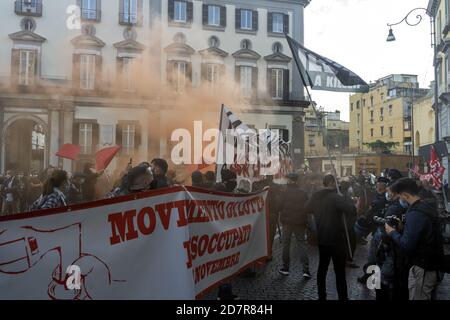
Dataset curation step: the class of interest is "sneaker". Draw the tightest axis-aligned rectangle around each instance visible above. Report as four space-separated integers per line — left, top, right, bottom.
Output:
278 267 290 276
303 271 312 279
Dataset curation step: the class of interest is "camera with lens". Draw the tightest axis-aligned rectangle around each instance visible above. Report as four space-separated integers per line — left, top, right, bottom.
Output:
373 215 400 229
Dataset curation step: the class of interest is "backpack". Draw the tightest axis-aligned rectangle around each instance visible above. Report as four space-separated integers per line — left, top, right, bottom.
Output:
416 207 450 273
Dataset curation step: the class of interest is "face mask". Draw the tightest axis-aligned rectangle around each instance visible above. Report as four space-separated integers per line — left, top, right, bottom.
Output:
399 198 409 209
385 193 392 201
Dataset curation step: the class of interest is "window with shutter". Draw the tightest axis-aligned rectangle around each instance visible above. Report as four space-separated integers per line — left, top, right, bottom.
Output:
18 50 36 86
79 123 93 154
122 124 135 155
80 54 96 90
271 69 283 99
208 5 220 26
240 9 252 30
272 13 283 33
220 5 226 27
240 66 252 97
81 0 98 21
120 0 138 25
174 1 187 22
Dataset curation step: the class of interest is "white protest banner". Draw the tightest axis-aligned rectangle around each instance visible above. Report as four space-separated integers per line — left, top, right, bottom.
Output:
0 186 269 299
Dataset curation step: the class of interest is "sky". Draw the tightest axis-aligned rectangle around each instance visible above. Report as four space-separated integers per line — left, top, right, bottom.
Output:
304 0 435 121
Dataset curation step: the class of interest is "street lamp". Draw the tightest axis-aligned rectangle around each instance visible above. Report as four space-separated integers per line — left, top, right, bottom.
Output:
386 28 396 42
386 7 440 144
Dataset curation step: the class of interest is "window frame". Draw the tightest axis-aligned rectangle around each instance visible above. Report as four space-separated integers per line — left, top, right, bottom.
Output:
79 123 93 154
240 66 253 97
208 5 220 26
122 124 136 155
174 0 187 23
272 12 284 33
240 9 253 30
271 68 284 100
80 54 96 90
81 0 97 20
19 49 36 86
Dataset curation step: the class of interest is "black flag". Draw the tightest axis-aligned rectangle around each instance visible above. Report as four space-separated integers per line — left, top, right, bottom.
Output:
286 35 369 93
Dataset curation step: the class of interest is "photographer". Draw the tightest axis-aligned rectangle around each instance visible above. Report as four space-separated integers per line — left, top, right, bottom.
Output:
385 178 444 300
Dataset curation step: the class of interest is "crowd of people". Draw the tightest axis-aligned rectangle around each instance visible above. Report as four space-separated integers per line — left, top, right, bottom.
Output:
1 159 449 301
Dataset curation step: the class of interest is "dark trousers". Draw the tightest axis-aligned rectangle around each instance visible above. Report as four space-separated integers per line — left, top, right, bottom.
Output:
268 213 279 256
281 224 309 271
317 244 348 300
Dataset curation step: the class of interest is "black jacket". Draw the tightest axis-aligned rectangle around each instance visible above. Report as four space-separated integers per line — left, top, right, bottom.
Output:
150 175 169 190
366 192 388 220
279 184 309 226
390 200 443 271
305 188 357 246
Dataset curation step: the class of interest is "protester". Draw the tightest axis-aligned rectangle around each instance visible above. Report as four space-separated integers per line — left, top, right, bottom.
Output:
31 170 68 211
236 178 252 194
385 177 444 300
204 171 216 189
108 162 154 197
214 169 237 193
28 171 43 209
340 179 359 268
418 179 438 209
278 173 311 279
305 174 357 301
191 170 204 188
150 158 169 189
81 162 104 202
2 170 19 215
16 171 28 213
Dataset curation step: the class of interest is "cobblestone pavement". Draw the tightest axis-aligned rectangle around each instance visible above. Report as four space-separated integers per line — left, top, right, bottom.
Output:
202 237 450 300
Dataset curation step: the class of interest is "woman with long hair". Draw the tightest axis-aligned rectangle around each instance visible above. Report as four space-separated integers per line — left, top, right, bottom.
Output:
31 170 68 211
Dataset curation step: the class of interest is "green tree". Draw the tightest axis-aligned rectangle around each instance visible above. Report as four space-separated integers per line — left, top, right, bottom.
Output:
363 140 399 154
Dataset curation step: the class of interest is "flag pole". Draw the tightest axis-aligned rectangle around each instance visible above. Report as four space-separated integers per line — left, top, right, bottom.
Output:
286 34 353 260
215 104 225 182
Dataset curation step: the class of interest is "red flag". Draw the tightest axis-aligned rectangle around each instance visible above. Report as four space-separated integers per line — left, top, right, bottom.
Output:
55 144 80 160
95 146 121 171
429 146 446 189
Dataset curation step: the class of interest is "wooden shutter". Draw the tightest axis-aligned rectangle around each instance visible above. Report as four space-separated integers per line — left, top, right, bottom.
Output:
11 49 20 85
252 67 258 98
116 123 123 146
267 68 274 98
134 123 142 148
235 66 241 83
186 62 192 87
235 8 241 30
96 0 102 21
220 5 226 27
72 122 80 146
283 69 290 101
119 0 124 23
116 57 124 89
168 0 174 22
72 53 81 89
187 1 193 23
92 123 99 153
219 64 225 79
202 4 208 25
201 63 207 82
166 61 174 87
32 49 38 85
137 0 143 26
95 55 102 91
252 10 258 31
283 14 289 34
267 12 273 33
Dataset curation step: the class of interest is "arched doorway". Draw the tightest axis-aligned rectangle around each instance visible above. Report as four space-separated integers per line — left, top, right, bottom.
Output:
4 119 46 174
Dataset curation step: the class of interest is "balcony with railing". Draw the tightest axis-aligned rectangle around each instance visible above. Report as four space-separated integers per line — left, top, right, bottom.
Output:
119 12 138 26
14 0 42 17
81 8 101 22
